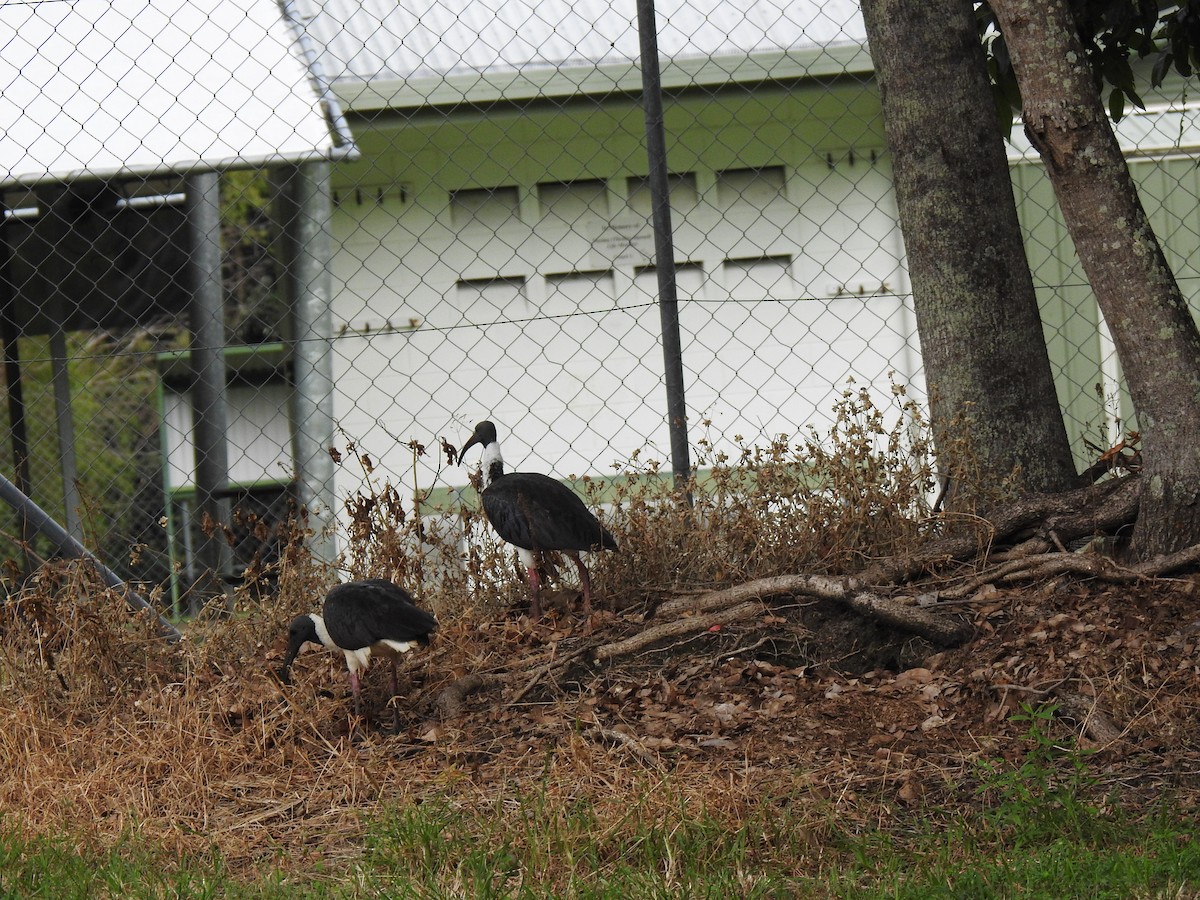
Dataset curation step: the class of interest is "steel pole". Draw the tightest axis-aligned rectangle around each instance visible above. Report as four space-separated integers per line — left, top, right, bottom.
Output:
636 0 692 497
276 162 339 565
0 471 182 641
186 172 234 607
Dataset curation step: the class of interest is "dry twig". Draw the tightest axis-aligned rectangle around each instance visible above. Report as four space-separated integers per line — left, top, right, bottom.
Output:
583 725 663 769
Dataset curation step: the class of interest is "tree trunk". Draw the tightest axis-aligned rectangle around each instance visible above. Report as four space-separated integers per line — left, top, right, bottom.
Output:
990 0 1200 557
861 0 1080 508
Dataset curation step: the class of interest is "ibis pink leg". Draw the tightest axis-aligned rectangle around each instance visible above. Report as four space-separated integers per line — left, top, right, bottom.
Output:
526 565 543 619
568 552 594 615
388 659 400 732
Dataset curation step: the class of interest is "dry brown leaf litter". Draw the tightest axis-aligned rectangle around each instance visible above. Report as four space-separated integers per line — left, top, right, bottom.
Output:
2 558 1199 880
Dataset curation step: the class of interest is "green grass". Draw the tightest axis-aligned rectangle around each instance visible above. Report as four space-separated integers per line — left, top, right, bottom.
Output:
352 787 1200 899
3 804 1196 899
357 786 806 898
844 806 1200 899
5 744 1199 899
0 829 242 899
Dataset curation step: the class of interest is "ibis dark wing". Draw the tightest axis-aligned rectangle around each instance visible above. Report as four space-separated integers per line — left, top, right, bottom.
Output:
322 580 437 651
482 472 617 553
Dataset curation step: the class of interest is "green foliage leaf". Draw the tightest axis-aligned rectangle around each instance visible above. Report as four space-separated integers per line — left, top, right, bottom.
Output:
1101 55 1135 94
1151 49 1174 86
976 0 1194 123
1109 87 1126 121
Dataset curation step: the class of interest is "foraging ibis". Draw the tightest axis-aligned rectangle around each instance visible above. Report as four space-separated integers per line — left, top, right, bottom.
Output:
461 420 617 620
278 579 436 728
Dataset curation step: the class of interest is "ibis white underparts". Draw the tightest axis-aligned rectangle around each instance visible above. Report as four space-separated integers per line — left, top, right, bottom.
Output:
461 420 618 620
279 579 436 727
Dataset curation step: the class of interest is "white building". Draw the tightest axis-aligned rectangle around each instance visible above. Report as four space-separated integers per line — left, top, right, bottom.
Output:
158 0 1200 569
294 0 919 509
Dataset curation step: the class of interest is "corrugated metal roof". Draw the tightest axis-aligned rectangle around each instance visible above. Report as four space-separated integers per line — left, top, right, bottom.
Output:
293 0 865 87
0 0 336 188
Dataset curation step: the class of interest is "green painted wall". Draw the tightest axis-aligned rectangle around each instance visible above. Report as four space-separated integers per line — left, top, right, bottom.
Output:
334 80 884 194
331 73 1200 470
1014 155 1200 455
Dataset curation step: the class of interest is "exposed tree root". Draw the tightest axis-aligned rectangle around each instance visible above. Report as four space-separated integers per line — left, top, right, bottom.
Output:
939 551 1139 601
1132 540 1200 576
434 673 496 717
431 474 1200 717
858 475 1141 586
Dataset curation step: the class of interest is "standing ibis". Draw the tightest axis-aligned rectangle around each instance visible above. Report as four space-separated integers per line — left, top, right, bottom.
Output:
461 420 618 620
278 579 436 729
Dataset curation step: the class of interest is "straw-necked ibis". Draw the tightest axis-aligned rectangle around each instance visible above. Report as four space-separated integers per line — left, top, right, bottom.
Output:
461 420 617 620
278 579 436 729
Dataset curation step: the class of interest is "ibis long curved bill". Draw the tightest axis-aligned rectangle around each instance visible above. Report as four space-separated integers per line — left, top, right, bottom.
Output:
462 420 617 620
278 578 436 728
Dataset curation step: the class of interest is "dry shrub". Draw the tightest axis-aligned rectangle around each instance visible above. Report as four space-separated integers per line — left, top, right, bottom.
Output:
332 435 518 619
592 380 936 601
325 381 935 618
0 386 1086 882
1 560 183 715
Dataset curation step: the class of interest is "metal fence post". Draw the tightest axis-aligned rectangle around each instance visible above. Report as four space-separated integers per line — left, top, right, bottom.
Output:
186 172 234 608
48 311 81 542
36 189 83 542
636 0 692 497
0 216 33 565
276 162 339 566
0 471 182 642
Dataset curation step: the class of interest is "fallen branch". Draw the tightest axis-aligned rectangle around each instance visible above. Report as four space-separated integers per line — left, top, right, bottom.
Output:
435 673 496 717
722 636 775 659
1052 689 1123 746
508 646 592 706
989 679 1124 746
594 601 768 663
654 574 843 619
583 725 663 769
652 574 970 646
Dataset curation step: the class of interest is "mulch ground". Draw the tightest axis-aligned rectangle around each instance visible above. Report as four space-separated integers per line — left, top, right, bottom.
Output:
2 565 1198 879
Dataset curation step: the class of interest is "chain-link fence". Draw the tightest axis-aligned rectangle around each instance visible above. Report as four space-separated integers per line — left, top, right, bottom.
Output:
2 0 1199 611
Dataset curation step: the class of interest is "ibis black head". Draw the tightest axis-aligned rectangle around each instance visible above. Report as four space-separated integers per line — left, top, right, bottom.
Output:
278 614 320 684
461 420 498 459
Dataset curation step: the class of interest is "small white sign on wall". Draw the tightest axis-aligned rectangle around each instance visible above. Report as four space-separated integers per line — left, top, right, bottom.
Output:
591 220 655 267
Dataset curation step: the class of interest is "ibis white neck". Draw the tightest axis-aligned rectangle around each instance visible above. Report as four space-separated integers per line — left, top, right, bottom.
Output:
480 441 505 489
310 613 337 651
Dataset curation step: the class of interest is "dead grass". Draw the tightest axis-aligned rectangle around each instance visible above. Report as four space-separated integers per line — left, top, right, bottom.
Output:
3 560 1200 885
591 382 938 600
1 396 1198 886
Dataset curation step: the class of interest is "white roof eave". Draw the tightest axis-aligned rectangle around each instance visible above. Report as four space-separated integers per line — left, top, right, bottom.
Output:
1006 101 1200 163
334 41 874 112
